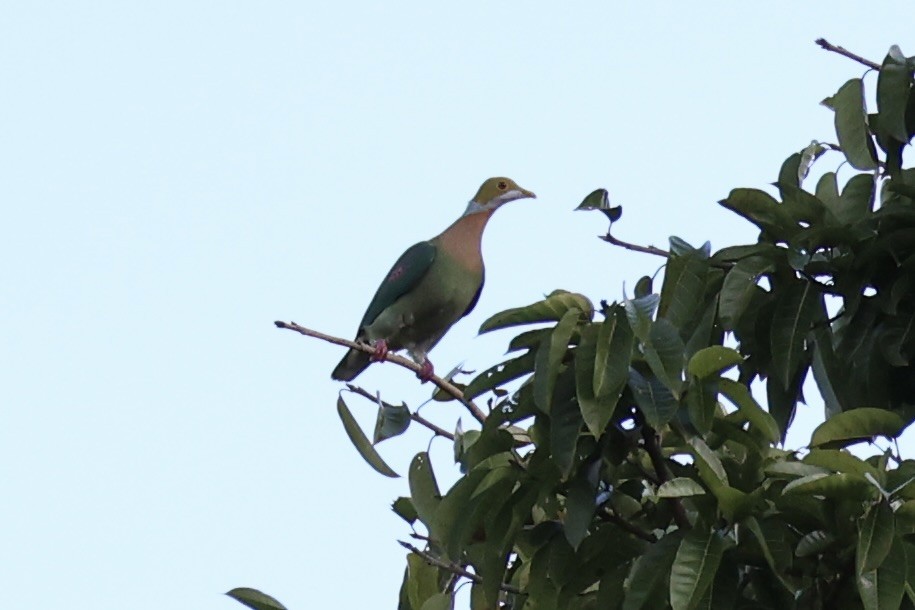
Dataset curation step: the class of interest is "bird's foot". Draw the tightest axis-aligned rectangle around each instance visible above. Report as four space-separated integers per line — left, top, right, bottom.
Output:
369 339 389 362
417 360 435 383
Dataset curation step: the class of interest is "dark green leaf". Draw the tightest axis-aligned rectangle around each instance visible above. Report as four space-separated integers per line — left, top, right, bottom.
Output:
409 452 441 528
688 436 728 487
687 378 718 434
623 533 682 610
392 497 418 525
406 552 443 609
480 290 593 333
782 473 874 500
858 500 895 573
770 280 823 390
534 309 581 412
719 188 797 239
575 188 611 211
795 530 835 557
226 588 288 610
624 294 660 339
337 396 399 478
719 256 775 331
857 535 907 610
642 319 686 397
811 408 908 448
823 78 879 170
660 251 709 331
629 368 679 428
419 593 452 610
670 528 725 610
877 53 913 142
551 371 582 479
564 467 598 550
373 400 411 444
464 352 535 400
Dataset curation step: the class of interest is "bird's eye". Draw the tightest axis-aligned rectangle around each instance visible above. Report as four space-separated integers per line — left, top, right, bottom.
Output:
498 181 507 190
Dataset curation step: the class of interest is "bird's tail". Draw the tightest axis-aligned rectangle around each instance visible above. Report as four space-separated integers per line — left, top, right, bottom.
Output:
331 348 372 381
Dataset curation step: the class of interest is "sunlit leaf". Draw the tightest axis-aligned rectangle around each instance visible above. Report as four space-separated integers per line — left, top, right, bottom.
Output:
718 379 780 443
811 408 908 448
226 588 288 610
687 346 743 379
480 290 593 333
658 477 706 498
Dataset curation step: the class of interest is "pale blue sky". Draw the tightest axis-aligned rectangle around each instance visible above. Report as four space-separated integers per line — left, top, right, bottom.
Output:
2 2 912 609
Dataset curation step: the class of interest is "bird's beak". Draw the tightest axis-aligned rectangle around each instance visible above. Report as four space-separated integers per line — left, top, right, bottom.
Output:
517 187 536 200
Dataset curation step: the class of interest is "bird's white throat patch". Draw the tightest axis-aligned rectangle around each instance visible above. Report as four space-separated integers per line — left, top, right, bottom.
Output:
461 189 523 217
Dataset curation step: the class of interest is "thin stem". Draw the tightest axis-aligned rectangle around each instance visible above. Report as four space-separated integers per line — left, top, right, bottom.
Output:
274 320 487 424
346 383 455 440
599 232 670 258
815 38 881 70
635 412 692 531
398 541 523 595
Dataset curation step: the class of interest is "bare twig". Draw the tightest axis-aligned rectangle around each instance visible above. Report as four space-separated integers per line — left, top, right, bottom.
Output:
815 38 881 70
398 541 523 595
274 320 487 424
346 383 455 440
598 507 658 543
599 232 670 258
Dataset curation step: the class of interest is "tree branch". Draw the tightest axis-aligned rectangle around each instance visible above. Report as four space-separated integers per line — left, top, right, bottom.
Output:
398 541 523 595
345 383 455 440
635 414 692 531
599 232 670 258
815 38 881 70
274 320 488 424
598 507 658 543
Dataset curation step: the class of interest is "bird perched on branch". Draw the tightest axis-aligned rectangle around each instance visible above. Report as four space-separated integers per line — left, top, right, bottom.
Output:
331 177 536 382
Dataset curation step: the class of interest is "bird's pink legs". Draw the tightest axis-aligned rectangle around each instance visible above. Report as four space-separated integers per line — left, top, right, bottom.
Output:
369 339 389 362
417 360 435 383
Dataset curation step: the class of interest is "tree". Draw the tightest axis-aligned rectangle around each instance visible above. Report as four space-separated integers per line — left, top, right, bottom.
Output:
241 40 915 610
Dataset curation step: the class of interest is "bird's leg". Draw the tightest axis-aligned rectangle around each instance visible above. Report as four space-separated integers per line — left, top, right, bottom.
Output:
417 359 435 383
369 339 390 362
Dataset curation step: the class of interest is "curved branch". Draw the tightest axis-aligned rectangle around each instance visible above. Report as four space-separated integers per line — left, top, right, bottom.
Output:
274 320 487 424
599 232 670 258
815 38 881 70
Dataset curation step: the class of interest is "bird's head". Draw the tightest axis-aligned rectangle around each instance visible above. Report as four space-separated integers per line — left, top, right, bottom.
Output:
464 177 536 215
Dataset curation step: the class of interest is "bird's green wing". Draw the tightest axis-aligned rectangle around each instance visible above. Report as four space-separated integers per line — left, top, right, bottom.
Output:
462 272 484 318
359 241 437 329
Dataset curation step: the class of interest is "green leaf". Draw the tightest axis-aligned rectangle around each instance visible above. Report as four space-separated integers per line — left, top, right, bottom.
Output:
823 78 879 170
858 536 907 610
373 400 411 444
534 309 581 412
392 497 418 525
409 452 441 528
782 472 874 500
226 588 288 610
407 552 443 610
551 372 583 479
877 52 914 142
687 346 743 379
688 436 728 487
575 187 611 210
419 593 453 610
642 319 686 397
337 396 399 478
623 532 682 610
659 250 709 331
658 477 706 498
795 530 836 557
858 501 896 573
770 280 822 390
718 379 780 443
811 408 908 448
670 529 725 610
624 294 660 339
687 378 718 434
718 256 775 331
629 368 679 428
743 517 799 595
479 290 593 333
564 466 598 550
719 188 797 239
594 305 635 400
804 449 881 479
464 352 535 400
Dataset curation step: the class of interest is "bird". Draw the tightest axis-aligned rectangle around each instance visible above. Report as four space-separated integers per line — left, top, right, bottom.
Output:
331 177 536 382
